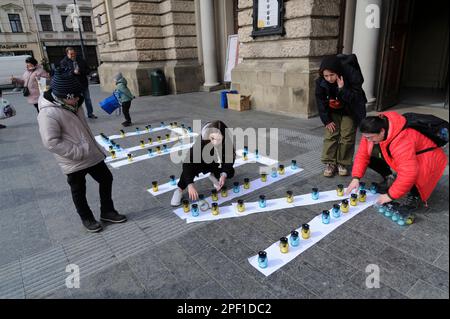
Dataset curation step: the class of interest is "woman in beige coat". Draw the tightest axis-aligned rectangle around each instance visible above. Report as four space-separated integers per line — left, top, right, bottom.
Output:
11 56 50 113
37 68 127 232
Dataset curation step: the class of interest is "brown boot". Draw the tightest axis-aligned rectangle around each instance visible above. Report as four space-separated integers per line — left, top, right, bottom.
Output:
337 164 349 176
323 163 336 177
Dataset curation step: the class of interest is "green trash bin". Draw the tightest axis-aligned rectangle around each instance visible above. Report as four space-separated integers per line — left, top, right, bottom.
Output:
150 69 168 96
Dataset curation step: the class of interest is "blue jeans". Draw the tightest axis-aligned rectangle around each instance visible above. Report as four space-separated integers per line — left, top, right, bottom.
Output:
82 87 94 116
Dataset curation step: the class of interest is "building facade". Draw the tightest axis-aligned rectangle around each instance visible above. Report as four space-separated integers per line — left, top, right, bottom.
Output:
0 0 99 70
92 0 449 117
0 0 42 59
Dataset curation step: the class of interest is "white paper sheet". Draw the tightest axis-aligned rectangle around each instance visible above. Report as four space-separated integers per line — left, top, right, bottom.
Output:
103 136 195 163
247 192 378 276
184 189 351 223
110 143 194 168
147 152 279 196
173 166 304 220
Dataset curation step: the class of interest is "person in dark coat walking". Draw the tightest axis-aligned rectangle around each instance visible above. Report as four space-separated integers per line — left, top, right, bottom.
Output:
60 47 97 119
170 121 236 206
315 54 367 177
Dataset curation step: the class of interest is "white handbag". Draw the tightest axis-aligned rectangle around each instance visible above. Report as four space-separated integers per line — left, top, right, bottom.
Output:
0 97 16 119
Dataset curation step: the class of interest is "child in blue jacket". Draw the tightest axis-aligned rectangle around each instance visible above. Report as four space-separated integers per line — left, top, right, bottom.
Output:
114 73 135 127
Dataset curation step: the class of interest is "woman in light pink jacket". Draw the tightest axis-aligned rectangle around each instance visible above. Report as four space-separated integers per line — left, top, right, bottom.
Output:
11 56 50 113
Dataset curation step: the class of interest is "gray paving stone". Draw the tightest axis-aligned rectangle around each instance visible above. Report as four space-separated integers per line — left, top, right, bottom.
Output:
70 262 145 299
378 246 449 292
433 252 449 272
188 280 234 299
194 245 275 298
152 240 214 292
407 280 449 299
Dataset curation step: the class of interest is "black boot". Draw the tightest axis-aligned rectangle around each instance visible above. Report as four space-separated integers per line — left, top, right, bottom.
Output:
100 210 127 223
81 216 103 233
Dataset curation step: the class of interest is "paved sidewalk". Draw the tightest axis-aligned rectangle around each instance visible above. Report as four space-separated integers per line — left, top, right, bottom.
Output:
0 85 448 299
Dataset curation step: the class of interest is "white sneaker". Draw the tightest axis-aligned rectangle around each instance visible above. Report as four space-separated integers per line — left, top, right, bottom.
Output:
171 189 183 207
208 174 220 189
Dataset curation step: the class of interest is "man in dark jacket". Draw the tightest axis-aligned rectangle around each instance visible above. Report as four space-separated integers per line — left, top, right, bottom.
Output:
60 47 97 119
315 54 367 177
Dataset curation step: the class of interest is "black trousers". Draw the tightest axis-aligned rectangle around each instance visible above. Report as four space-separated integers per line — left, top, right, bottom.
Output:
33 103 39 113
67 161 115 219
177 164 235 190
368 156 419 196
122 101 131 122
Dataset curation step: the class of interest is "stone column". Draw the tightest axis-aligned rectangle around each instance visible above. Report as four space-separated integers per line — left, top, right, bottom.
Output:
199 0 219 88
342 0 357 54
352 0 382 107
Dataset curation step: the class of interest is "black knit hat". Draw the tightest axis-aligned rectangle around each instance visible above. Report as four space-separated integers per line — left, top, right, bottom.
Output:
51 68 83 99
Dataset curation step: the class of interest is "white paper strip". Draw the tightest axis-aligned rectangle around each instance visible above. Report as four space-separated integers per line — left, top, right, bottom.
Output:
110 143 194 168
103 136 195 163
147 153 279 196
184 189 351 223
107 125 172 140
247 192 377 276
172 166 304 220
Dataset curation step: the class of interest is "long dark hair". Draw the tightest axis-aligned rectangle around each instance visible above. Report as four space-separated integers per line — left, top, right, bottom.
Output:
202 120 236 163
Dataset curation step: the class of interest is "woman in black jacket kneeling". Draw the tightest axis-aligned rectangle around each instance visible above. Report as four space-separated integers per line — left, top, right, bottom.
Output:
171 120 236 206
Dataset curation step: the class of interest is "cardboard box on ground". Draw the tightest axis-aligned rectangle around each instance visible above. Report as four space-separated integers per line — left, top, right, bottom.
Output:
226 93 251 111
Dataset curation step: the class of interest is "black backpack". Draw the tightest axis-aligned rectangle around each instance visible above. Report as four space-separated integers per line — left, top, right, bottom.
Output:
387 113 449 157
337 54 364 87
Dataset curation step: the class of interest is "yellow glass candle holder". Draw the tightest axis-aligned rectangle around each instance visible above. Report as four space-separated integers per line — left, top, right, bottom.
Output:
237 200 245 213
120 130 125 137
350 194 358 206
243 178 250 189
301 224 310 239
127 153 133 162
156 146 161 154
148 137 153 145
340 199 349 213
278 165 285 175
279 237 289 253
337 184 344 197
211 203 219 216
286 191 294 203
182 200 190 213
151 181 158 192
358 190 367 202
211 189 218 201
260 173 267 182
221 186 228 198
166 134 170 141
111 150 116 159
140 140 145 148
157 136 162 143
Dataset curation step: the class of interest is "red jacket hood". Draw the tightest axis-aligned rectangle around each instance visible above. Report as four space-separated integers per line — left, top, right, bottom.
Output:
379 111 407 147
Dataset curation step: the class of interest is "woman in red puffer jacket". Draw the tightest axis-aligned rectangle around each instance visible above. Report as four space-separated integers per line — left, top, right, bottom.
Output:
346 111 447 208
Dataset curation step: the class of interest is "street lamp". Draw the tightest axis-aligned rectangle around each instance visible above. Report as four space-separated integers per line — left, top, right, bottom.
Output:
73 0 87 61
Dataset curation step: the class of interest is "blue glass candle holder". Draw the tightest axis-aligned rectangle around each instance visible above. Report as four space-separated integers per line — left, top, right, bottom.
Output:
243 146 249 154
391 212 400 222
135 127 140 133
311 188 319 200
169 175 176 186
188 127 192 133
271 168 278 178
359 182 366 191
259 195 267 208
191 204 199 217
289 230 300 247
332 204 341 218
322 210 330 224
384 204 394 217
147 149 153 157
370 182 378 194
233 182 240 193
160 121 165 127
255 149 259 159
291 160 297 170
374 203 386 214
397 216 406 226
258 251 268 268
